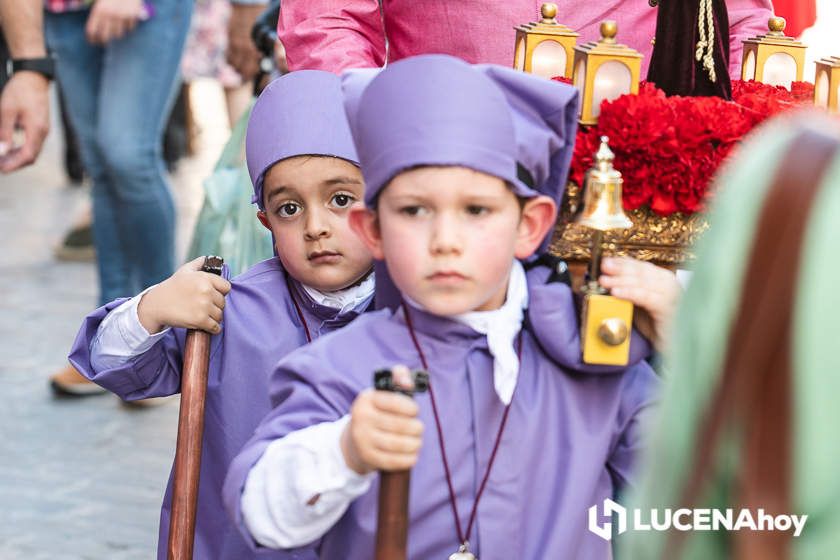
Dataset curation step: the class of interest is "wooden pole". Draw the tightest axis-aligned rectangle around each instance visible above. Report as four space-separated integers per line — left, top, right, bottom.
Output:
167 256 223 560
372 369 428 560
375 470 411 560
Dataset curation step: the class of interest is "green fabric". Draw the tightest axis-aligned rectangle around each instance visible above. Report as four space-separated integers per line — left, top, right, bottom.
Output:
618 116 840 559
791 140 840 559
188 99 274 277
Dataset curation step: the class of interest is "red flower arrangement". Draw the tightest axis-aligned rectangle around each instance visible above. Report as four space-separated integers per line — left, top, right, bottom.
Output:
562 79 815 216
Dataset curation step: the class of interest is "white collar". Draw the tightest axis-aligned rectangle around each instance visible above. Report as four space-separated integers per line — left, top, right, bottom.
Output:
451 260 528 405
301 272 375 315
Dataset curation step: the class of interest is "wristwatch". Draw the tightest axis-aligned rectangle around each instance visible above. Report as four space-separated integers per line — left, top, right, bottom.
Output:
6 56 56 81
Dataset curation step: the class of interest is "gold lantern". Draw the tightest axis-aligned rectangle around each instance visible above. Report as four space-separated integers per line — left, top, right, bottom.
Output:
741 16 807 88
577 137 634 366
815 56 840 115
513 3 579 79
573 21 643 126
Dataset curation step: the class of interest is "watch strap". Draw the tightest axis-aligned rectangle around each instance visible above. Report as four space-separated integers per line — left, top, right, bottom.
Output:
8 56 56 81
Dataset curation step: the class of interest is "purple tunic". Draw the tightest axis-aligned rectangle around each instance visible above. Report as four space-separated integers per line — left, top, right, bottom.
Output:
68 258 372 559
224 263 660 559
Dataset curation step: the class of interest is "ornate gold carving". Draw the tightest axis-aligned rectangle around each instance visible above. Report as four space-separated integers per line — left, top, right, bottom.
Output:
550 183 709 266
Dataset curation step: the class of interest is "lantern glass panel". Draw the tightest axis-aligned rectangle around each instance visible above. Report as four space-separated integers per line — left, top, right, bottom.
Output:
743 50 756 80
515 37 526 70
763 52 797 88
592 61 631 118
816 70 829 108
574 59 586 88
532 40 566 79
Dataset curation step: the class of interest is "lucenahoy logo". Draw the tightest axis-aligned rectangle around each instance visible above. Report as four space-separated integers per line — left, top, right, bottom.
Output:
588 499 808 541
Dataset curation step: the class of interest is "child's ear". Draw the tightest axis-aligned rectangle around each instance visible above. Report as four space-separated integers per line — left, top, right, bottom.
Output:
515 195 557 259
348 207 385 260
257 210 272 231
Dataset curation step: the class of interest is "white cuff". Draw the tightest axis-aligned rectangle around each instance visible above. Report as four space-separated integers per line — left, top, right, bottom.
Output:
675 269 693 291
241 416 374 549
89 286 171 372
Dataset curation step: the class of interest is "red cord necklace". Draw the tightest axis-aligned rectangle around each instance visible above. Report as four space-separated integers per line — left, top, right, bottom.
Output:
285 273 312 343
403 305 521 560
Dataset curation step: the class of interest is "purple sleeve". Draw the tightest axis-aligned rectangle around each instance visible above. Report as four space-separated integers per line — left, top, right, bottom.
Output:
726 0 775 77
606 362 662 494
223 344 361 551
67 299 188 401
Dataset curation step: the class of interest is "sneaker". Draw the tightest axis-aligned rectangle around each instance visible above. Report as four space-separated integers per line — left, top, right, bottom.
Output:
54 223 95 262
49 364 107 397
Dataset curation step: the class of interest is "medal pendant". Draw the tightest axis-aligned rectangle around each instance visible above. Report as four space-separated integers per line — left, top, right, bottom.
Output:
449 544 476 560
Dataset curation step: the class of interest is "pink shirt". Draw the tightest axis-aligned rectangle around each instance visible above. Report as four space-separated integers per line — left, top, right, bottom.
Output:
279 0 774 78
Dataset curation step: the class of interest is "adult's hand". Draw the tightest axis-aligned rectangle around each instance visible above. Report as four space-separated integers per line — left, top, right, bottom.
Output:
599 256 683 352
85 0 146 45
227 3 267 82
0 71 50 173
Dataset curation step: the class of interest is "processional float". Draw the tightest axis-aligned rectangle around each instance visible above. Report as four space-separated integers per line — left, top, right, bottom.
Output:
521 3 835 369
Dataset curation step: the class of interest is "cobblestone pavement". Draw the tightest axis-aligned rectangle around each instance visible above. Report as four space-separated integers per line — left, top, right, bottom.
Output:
0 83 228 559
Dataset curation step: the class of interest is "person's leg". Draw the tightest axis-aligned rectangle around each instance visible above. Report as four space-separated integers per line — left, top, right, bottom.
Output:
57 84 86 185
163 84 189 170
44 10 112 395
45 10 133 305
95 0 193 294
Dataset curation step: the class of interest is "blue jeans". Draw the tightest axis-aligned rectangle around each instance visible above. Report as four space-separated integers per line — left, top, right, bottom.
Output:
45 1 192 305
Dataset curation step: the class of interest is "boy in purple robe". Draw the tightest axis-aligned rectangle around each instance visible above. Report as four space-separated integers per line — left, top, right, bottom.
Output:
225 55 661 559
67 70 375 559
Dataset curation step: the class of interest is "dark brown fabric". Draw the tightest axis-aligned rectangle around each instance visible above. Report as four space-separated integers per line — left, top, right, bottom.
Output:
647 0 732 99
664 128 840 559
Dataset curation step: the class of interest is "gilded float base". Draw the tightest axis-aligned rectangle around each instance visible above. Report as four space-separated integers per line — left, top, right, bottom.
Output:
549 184 710 269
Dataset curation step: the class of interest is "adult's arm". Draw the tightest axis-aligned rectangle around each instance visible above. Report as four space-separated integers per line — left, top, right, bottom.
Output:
0 0 47 58
726 0 775 77
228 0 268 81
0 0 50 172
278 0 385 72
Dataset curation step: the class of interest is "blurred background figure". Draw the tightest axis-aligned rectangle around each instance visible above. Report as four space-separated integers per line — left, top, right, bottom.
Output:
620 113 840 560
186 0 282 277
0 0 51 173
276 0 772 77
44 0 193 394
226 0 267 84
182 0 251 132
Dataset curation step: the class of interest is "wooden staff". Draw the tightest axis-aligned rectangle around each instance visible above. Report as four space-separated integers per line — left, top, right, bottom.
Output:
376 470 411 560
373 369 429 560
168 256 224 560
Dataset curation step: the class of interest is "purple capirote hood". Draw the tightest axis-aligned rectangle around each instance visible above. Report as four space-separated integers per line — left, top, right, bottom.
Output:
246 70 359 209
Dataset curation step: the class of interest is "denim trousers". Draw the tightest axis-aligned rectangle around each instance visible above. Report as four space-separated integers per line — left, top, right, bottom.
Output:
45 1 193 305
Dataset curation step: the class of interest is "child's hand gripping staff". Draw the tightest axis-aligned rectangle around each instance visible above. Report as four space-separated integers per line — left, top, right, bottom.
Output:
341 366 429 560
167 256 225 560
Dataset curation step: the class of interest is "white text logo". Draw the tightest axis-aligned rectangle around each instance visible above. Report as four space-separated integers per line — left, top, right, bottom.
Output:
587 500 808 541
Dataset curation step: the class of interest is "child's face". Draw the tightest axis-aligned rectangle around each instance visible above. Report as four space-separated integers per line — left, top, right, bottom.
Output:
350 166 556 316
258 156 373 291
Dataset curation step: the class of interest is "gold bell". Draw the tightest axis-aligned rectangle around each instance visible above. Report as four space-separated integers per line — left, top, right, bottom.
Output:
577 136 632 231
577 137 634 366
